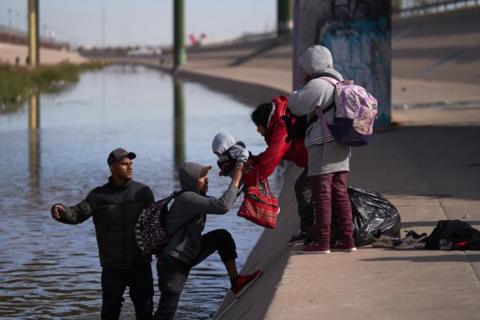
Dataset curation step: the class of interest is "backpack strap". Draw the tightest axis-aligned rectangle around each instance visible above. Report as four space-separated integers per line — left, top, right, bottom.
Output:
319 76 339 86
313 72 342 82
318 76 338 114
321 102 335 114
171 190 185 199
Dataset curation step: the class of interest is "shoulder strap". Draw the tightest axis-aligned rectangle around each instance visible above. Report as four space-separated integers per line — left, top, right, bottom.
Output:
172 190 185 197
318 76 338 114
322 103 335 114
310 102 335 123
163 190 197 238
313 72 342 82
319 76 339 86
163 190 185 211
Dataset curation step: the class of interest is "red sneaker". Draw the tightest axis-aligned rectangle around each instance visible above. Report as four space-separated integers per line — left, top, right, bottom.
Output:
231 270 262 297
300 242 330 254
332 240 357 252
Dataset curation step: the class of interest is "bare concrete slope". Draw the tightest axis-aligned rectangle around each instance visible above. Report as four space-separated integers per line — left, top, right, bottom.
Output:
393 7 480 83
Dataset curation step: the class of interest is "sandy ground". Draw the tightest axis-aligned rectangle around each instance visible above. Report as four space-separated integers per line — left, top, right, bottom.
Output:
0 42 86 65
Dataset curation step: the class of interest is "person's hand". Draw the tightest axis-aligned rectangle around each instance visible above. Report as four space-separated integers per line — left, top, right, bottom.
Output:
235 148 249 165
242 158 253 173
51 204 65 220
228 144 249 165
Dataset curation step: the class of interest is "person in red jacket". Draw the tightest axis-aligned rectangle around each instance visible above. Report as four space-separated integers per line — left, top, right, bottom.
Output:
243 96 312 243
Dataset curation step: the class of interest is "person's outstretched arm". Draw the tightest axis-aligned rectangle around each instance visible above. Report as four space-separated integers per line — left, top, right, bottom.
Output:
51 195 94 225
185 164 243 216
242 123 289 187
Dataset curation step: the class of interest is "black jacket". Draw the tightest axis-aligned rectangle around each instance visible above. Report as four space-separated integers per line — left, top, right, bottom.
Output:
56 178 154 268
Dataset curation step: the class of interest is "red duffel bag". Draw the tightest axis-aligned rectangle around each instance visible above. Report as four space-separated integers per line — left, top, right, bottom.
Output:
238 179 280 229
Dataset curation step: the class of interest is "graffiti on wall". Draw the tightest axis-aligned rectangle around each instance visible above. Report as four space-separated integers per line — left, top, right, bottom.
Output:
320 0 391 127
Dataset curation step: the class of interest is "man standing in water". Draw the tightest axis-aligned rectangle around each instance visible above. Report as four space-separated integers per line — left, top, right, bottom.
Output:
50 148 155 320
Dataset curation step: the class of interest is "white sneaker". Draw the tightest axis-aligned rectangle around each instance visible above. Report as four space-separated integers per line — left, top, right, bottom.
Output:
394 232 427 250
372 235 401 248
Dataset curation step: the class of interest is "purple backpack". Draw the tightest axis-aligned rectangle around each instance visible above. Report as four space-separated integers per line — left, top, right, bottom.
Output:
321 77 378 146
135 191 182 255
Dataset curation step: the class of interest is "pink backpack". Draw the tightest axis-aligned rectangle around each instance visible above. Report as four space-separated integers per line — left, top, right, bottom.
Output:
321 77 378 146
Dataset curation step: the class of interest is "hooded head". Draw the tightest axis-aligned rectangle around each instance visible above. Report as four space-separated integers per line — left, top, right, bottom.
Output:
178 162 211 194
298 45 343 80
212 132 236 156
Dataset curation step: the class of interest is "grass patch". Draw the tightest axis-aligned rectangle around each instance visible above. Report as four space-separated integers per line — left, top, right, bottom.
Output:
0 61 107 109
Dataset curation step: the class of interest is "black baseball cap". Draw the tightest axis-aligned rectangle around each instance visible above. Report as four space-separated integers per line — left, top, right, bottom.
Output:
107 147 136 165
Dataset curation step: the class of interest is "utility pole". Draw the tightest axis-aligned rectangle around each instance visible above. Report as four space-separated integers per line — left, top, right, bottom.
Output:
102 0 106 47
173 0 185 69
277 0 292 36
173 78 185 165
28 0 40 66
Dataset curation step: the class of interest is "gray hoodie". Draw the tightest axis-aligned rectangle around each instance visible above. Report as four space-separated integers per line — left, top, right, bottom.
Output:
162 162 238 264
212 132 236 155
288 45 344 148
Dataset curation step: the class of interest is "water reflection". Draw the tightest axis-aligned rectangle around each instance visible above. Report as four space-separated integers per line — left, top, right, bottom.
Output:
28 93 40 130
28 93 40 190
173 77 185 166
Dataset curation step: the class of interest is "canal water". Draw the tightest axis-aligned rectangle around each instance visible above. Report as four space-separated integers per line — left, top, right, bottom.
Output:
0 65 282 319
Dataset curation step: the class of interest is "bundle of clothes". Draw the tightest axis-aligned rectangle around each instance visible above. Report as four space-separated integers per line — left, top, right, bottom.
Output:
212 132 249 177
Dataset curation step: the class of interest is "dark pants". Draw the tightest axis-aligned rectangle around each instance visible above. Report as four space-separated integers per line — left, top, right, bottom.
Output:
294 167 314 234
101 264 154 320
309 171 354 247
154 229 237 320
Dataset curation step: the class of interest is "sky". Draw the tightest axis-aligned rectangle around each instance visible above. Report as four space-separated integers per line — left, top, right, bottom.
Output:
0 0 276 47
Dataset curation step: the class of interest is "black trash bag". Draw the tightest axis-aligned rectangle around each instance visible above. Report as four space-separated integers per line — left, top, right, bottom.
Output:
331 187 401 247
425 220 480 250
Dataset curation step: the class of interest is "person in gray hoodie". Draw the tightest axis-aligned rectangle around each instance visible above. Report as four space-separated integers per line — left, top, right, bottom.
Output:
288 45 355 254
154 162 261 320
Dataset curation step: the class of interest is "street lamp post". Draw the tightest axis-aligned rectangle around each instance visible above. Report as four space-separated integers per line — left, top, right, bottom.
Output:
277 0 292 36
173 0 185 69
8 8 12 43
28 0 40 66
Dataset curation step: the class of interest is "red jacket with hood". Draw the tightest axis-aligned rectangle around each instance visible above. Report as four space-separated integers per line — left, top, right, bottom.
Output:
243 96 308 187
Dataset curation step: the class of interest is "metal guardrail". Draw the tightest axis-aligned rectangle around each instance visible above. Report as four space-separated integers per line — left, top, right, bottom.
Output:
395 0 480 16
